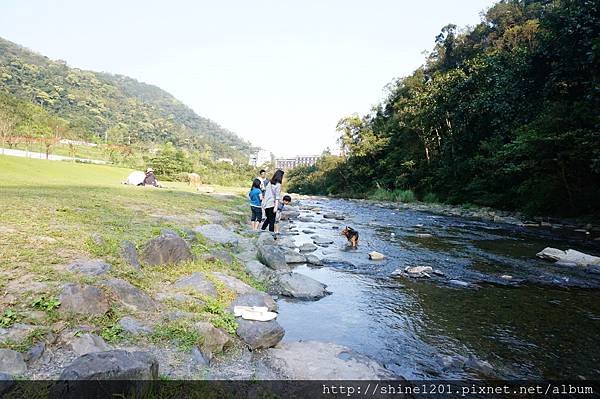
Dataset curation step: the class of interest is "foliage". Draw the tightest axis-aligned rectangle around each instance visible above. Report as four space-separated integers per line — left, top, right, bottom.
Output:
0 36 253 162
100 323 126 343
31 296 61 311
150 322 203 351
203 298 238 335
288 0 600 216
0 309 20 328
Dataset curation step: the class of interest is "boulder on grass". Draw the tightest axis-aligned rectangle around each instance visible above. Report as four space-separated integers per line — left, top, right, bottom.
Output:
140 231 193 266
193 322 232 361
59 284 110 316
236 319 284 350
173 272 217 298
102 279 158 312
66 259 111 276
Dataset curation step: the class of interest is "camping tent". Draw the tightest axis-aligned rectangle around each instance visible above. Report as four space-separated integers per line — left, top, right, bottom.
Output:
127 171 146 186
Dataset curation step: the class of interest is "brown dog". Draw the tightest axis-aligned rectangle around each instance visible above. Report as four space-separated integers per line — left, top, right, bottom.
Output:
341 226 359 248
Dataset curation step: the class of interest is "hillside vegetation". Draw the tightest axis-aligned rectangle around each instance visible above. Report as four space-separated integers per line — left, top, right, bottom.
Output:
0 36 252 162
288 0 600 216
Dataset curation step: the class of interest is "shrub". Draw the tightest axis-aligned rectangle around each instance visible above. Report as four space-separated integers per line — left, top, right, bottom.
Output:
394 189 416 203
423 192 439 203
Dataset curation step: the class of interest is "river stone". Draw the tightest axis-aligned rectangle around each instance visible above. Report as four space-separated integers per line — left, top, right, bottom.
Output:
368 251 385 260
257 244 288 270
276 272 329 300
245 260 275 282
274 236 296 248
405 266 433 277
102 279 158 312
66 259 111 276
53 350 158 398
299 243 318 253
212 272 258 295
448 279 471 288
231 293 278 313
59 284 110 316
119 317 153 335
203 250 234 264
305 254 323 266
193 322 232 361
173 272 217 297
284 250 307 264
193 224 241 246
68 333 112 355
24 341 45 364
121 241 140 270
0 350 26 375
191 347 209 367
302 229 315 234
0 324 36 344
257 233 276 246
261 341 396 379
298 217 314 223
536 247 600 266
140 231 193 266
323 213 345 220
312 236 334 245
280 211 300 221
236 319 284 350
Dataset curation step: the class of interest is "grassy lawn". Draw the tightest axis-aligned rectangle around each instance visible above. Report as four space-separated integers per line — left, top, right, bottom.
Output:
0 155 256 358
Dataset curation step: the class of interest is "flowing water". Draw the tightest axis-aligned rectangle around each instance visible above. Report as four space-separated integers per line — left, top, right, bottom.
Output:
275 198 600 380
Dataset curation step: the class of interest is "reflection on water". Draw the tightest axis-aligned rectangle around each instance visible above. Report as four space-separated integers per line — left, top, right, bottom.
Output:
276 199 600 379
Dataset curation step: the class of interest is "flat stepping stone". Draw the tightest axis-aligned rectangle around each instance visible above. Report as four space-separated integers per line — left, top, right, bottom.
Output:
59 284 109 316
173 272 217 297
276 272 329 300
299 243 318 253
102 279 158 312
66 259 111 276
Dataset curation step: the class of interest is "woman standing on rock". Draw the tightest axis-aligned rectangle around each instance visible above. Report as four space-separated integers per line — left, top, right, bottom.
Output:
261 169 284 232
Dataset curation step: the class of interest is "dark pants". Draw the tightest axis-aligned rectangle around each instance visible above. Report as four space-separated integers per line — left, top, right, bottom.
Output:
261 207 276 232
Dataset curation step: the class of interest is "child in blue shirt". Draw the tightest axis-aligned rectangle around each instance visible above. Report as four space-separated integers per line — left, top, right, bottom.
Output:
249 178 263 230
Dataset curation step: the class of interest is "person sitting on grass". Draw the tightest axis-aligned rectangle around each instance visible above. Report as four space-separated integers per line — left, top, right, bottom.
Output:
143 168 160 187
249 178 264 230
274 195 292 234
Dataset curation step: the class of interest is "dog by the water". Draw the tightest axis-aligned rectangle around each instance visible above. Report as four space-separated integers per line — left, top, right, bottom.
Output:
341 226 359 248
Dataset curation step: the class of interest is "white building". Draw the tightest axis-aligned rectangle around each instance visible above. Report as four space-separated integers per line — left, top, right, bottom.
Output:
248 149 272 167
275 155 320 170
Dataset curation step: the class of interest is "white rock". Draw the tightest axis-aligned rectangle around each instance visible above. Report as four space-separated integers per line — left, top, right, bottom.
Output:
368 251 385 261
536 247 600 266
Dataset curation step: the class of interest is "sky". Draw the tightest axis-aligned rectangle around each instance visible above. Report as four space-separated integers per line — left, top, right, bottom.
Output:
0 0 497 158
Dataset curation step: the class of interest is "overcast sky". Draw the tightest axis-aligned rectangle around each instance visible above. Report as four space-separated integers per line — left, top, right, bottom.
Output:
0 0 496 157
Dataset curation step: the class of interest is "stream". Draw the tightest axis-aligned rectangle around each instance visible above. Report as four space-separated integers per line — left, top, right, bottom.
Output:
274 198 600 380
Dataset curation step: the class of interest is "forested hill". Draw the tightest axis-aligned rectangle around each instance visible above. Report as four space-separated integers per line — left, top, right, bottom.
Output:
287 0 600 217
0 36 252 161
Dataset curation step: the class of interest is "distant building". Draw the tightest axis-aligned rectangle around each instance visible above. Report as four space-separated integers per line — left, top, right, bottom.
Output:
248 149 272 167
275 155 320 170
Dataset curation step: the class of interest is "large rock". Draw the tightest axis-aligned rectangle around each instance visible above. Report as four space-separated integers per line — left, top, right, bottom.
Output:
120 241 140 270
59 284 110 316
236 319 284 350
212 272 257 295
257 244 288 270
140 231 193 266
275 272 329 300
305 254 323 266
193 322 232 361
173 272 217 297
193 224 241 246
53 350 158 398
261 341 397 379
119 317 153 335
245 260 275 282
323 213 345 220
312 236 334 245
68 333 112 355
0 349 26 375
299 243 318 253
536 247 600 267
66 259 111 276
102 279 158 312
283 250 307 264
231 293 278 313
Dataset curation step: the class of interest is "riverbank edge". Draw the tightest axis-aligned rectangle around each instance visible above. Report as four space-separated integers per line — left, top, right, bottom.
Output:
291 194 600 236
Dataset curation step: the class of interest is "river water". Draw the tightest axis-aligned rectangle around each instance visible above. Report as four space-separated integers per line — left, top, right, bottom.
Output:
275 198 600 380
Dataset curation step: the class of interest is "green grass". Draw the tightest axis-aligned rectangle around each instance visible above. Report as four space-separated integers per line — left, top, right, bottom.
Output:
0 155 257 356
369 188 416 203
